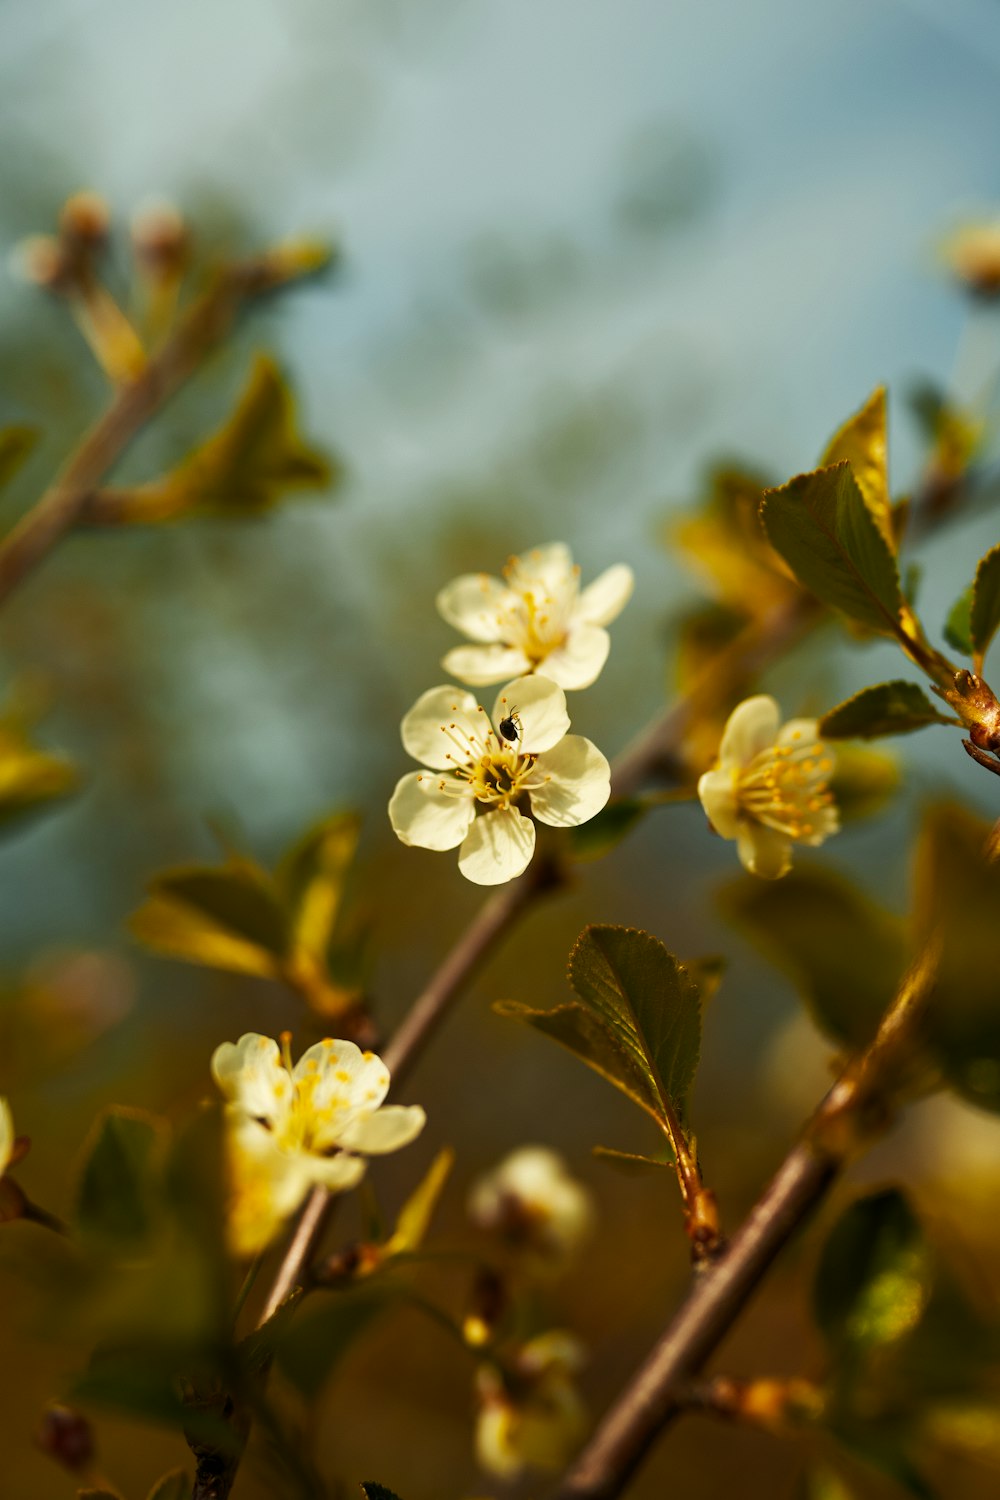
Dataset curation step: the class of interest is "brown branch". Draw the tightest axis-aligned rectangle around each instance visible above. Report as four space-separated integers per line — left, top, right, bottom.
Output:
547 943 940 1500
0 253 317 604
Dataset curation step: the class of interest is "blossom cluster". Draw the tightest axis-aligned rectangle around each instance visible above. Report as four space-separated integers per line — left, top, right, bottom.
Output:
390 543 633 884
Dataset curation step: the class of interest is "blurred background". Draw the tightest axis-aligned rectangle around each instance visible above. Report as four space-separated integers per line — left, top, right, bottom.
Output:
2 0 1000 1495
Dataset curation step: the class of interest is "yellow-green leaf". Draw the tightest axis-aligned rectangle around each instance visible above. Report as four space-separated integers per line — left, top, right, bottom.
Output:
76 1107 163 1247
0 699 78 835
385 1148 454 1257
821 387 893 550
117 357 335 522
129 862 288 978
760 463 904 636
829 743 899 822
277 810 362 963
820 681 956 739
969 543 1000 669
814 1190 932 1356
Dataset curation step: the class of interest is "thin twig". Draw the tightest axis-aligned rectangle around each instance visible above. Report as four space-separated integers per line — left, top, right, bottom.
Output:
0 256 310 604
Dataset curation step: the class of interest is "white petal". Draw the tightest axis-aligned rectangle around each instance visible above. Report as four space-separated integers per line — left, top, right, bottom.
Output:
212 1035 291 1128
0 1097 13 1176
442 643 534 686
294 1037 391 1116
530 736 610 827
575 564 634 626
458 807 536 885
337 1104 427 1155
401 685 486 771
505 543 575 596
492 675 569 754
226 1119 314 1256
776 717 820 748
718 695 781 768
436 573 515 642
389 771 475 850
306 1153 369 1193
697 767 741 840
736 822 793 879
537 625 610 690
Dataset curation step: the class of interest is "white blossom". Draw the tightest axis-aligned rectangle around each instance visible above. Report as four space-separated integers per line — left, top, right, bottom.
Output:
468 1147 593 1265
475 1332 587 1479
211 1033 426 1256
437 542 633 690
697 695 838 880
389 675 610 885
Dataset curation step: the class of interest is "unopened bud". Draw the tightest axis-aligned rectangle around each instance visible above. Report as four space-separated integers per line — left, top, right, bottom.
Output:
463 1267 507 1348
36 1402 95 1474
9 235 71 291
942 222 1000 299
59 191 111 249
130 198 188 273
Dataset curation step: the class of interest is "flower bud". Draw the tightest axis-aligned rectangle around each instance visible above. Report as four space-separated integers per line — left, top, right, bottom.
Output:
59 191 111 250
35 1403 95 1474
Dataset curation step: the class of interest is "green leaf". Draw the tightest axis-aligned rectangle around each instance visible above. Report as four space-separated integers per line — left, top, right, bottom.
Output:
76 1108 162 1246
820 681 956 740
969 543 1000 668
915 803 1000 1110
568 798 646 861
274 1288 395 1400
497 926 703 1134
116 357 335 522
821 386 894 550
129 861 288 978
719 868 905 1051
362 1486 404 1500
146 1471 189 1500
385 1148 454 1257
71 1349 234 1447
277 809 362 963
813 1190 933 1358
591 1145 673 1173
944 583 974 656
0 425 37 489
760 462 904 635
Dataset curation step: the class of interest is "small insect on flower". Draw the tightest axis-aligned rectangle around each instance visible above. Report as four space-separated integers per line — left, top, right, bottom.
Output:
497 707 522 745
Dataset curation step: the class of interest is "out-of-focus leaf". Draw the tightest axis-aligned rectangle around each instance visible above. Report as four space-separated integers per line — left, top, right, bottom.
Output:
276 810 361 963
109 357 335 522
915 804 1000 1110
0 707 78 835
76 1108 161 1247
944 584 974 656
569 798 646 861
274 1287 396 1401
361 1485 404 1500
146 1471 189 1500
497 926 703 1132
814 1190 933 1359
827 1421 938 1500
719 868 905 1050
969 543 1000 669
820 681 955 740
385 1148 454 1257
129 862 288 978
829 744 899 822
70 1349 234 1447
760 463 904 636
0 425 37 488
903 562 922 606
76 1491 121 1500
908 380 983 481
591 1145 673 1173
669 463 795 618
821 387 893 550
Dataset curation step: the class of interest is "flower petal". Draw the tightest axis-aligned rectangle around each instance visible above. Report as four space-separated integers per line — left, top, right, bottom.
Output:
401 685 486 771
0 1098 13 1177
697 767 741 840
505 543 575 596
227 1119 314 1256
718 695 781 768
575 564 634 626
736 821 793 879
442 643 534 686
530 735 610 827
212 1034 291 1128
492 675 569 754
389 771 475 851
294 1037 391 1116
436 573 516 642
306 1153 369 1193
337 1103 427 1155
458 807 536 885
775 717 820 748
537 624 610 690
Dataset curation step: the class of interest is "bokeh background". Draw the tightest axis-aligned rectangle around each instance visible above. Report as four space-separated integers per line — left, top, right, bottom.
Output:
2 0 1000 1495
